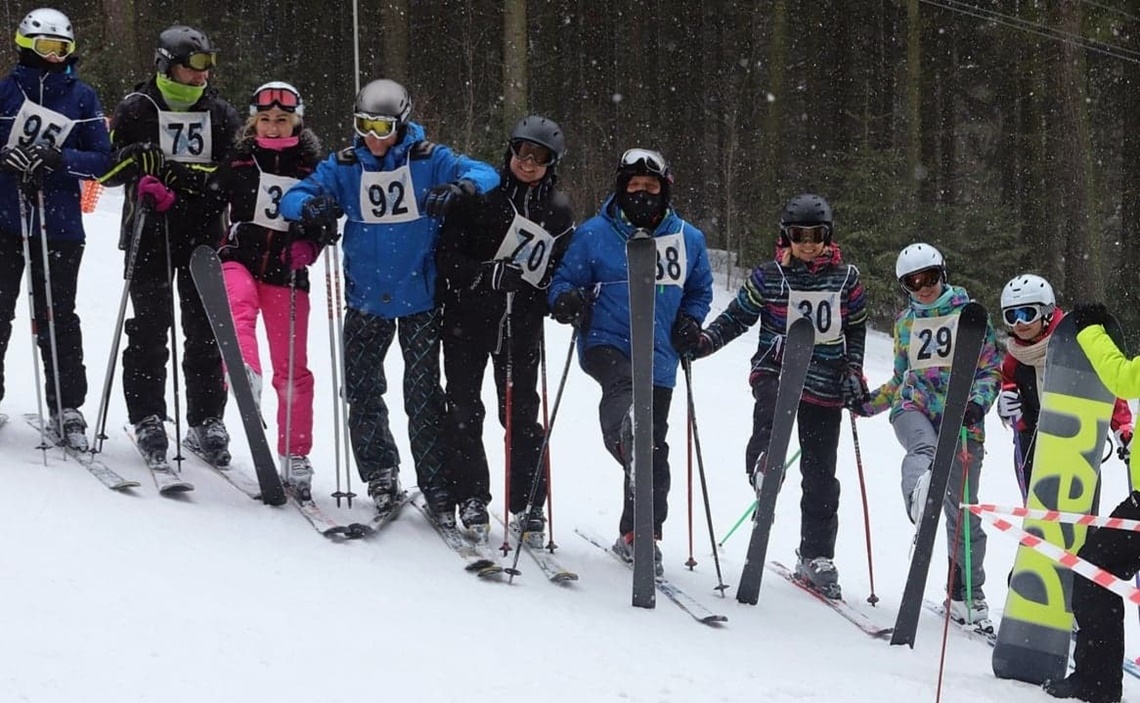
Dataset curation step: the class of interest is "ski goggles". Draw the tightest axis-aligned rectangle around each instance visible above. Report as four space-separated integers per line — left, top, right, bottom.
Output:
509 140 556 167
901 268 942 293
1002 304 1046 327
783 224 829 245
354 113 399 139
16 34 74 59
252 86 301 114
620 148 668 176
179 52 218 71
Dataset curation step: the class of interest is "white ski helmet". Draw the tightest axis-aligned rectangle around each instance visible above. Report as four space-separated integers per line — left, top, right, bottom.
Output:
249 80 304 117
1001 274 1056 314
17 8 73 42
895 242 945 280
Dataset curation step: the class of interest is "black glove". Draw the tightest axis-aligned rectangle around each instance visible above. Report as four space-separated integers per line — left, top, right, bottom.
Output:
117 142 164 177
1070 303 1109 332
425 180 476 218
293 218 340 247
1 145 46 178
962 402 986 428
482 259 525 293
671 315 702 357
841 366 870 411
552 289 590 329
159 160 206 197
301 194 344 226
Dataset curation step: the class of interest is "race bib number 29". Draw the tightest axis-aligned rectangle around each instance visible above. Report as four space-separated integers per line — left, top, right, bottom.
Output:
908 313 961 370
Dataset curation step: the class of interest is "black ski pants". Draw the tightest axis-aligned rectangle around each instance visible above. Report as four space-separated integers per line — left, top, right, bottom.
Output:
343 307 446 494
746 375 842 561
582 345 672 538
1069 491 1140 701
0 234 86 410
442 318 546 514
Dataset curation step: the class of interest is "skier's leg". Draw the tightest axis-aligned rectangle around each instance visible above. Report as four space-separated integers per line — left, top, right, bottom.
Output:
0 235 26 405
582 345 635 534
442 324 490 505
221 261 264 377
122 278 172 424
943 437 987 597
745 375 779 479
263 281 313 456
177 265 227 427
797 401 843 560
650 385 673 536
396 308 446 492
495 327 545 514
891 409 938 508
342 307 398 482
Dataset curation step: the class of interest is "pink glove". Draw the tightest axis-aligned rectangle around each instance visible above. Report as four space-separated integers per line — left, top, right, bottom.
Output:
137 175 175 213
282 239 318 270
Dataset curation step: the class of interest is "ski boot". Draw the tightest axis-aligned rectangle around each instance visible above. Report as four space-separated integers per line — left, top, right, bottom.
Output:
795 552 842 600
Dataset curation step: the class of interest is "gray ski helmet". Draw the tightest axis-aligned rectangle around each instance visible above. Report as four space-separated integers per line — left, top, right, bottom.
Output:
354 79 412 126
509 115 565 164
779 193 834 245
155 25 215 74
17 8 72 42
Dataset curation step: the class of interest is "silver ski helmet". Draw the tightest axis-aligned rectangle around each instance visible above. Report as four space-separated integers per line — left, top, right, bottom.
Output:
354 79 412 126
155 25 216 74
15 8 73 58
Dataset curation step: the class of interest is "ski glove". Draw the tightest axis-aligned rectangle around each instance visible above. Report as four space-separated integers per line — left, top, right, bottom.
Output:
1116 426 1133 463
671 315 702 357
841 366 870 411
282 239 319 271
481 259 525 293
424 180 476 218
962 402 986 428
997 389 1022 426
552 289 590 330
118 142 164 177
1070 302 1109 332
301 194 343 226
137 175 176 213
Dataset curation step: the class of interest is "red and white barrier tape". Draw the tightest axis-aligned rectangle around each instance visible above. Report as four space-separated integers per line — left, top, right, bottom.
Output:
963 503 1140 533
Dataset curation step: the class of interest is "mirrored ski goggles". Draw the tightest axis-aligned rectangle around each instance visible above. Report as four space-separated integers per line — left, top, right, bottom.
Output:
783 224 829 245
252 87 301 113
354 113 399 139
17 34 74 59
620 148 668 175
509 139 556 167
901 268 942 292
1002 304 1046 327
179 52 217 71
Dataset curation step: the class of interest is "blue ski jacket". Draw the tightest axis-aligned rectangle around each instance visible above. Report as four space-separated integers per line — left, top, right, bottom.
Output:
0 62 111 241
547 195 713 389
280 122 499 319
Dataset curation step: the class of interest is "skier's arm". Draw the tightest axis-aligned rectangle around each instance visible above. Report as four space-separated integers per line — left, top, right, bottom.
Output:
842 267 868 369
1111 398 1133 433
435 195 483 290
1078 326 1140 400
430 144 499 194
547 228 592 305
280 153 341 221
700 266 765 355
100 98 147 187
867 313 910 413
679 228 713 323
968 318 1002 412
61 88 111 180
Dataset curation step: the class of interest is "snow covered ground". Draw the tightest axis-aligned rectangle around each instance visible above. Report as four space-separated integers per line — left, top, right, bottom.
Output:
2 188 1137 703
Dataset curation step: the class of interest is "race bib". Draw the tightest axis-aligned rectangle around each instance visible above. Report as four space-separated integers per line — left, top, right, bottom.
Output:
6 100 74 149
787 290 843 343
158 110 213 163
908 313 961 370
358 165 419 224
653 232 687 288
252 172 300 232
492 212 556 288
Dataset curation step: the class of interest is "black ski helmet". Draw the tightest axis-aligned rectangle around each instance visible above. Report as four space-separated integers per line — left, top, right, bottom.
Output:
614 148 672 205
155 25 214 74
354 79 412 126
779 193 833 245
509 115 565 165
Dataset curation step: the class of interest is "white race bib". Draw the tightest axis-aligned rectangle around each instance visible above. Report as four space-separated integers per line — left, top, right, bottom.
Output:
492 211 556 288
908 313 961 370
252 172 300 232
158 109 213 163
6 100 74 149
653 231 687 288
788 289 843 343
358 165 419 224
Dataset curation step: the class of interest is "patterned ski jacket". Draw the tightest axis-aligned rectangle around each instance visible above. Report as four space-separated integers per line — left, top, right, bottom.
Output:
868 284 1001 443
700 243 867 406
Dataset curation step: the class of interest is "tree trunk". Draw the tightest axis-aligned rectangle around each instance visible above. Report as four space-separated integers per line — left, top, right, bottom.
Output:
502 0 527 122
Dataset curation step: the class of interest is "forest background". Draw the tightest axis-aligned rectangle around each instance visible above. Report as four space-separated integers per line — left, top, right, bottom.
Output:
25 0 1140 340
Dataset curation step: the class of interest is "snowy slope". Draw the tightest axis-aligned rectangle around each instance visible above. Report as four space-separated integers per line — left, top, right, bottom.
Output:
1 188 1136 703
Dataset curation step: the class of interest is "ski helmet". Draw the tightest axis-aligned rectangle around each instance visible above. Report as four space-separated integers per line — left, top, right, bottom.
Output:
895 242 946 289
509 115 565 165
155 25 216 74
17 8 72 41
1001 274 1056 315
615 148 672 200
250 81 304 117
354 79 412 126
779 193 833 245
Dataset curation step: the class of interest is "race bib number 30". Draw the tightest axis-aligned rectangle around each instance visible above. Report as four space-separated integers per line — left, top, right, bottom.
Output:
653 232 687 288
158 110 213 163
493 212 555 287
253 173 300 232
908 313 961 370
6 100 74 150
788 290 842 343
358 165 419 224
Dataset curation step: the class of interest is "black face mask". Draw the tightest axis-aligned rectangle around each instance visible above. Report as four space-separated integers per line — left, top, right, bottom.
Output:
616 189 665 229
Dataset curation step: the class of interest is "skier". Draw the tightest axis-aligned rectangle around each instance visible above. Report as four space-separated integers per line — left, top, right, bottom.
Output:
0 8 110 450
201 81 325 499
1043 302 1138 703
997 274 1132 501
546 148 712 576
279 78 498 523
694 193 866 599
436 115 575 546
102 25 242 469
853 243 1001 626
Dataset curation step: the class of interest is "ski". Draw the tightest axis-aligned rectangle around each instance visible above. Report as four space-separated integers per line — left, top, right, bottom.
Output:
891 301 988 648
357 489 416 537
0 412 8 429
188 245 286 506
626 227 657 608
923 599 996 645
576 529 727 625
767 561 892 639
123 423 193 494
497 514 579 583
410 494 502 578
736 315 816 605
24 413 140 491
285 486 369 540
178 431 262 500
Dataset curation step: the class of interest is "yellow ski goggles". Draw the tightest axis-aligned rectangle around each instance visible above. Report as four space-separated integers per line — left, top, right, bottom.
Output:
180 52 217 71
354 113 399 139
15 33 74 59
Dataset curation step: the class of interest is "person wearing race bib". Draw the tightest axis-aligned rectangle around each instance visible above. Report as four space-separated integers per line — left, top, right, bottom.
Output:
855 242 1001 627
102 25 243 469
200 81 324 500
279 78 498 522
0 8 110 450
435 115 575 546
547 148 712 576
692 194 866 599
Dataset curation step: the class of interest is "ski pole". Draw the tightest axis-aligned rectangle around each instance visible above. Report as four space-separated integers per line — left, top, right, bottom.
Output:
283 266 298 487
34 187 67 451
937 430 973 703
849 412 878 605
331 245 354 507
17 187 48 460
717 448 802 546
500 292 515 557
685 376 696 569
165 216 184 471
539 332 557 549
507 328 577 583
322 249 345 504
683 357 728 593
962 430 974 618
